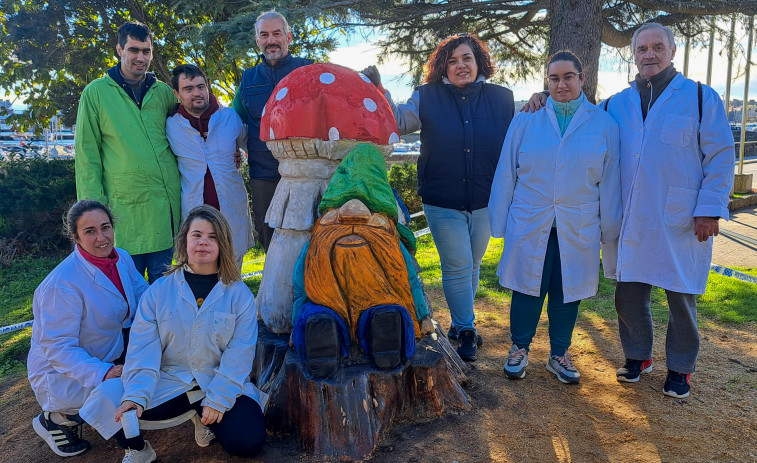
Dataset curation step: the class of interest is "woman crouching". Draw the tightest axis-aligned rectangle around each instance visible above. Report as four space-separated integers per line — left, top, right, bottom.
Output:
82 205 267 462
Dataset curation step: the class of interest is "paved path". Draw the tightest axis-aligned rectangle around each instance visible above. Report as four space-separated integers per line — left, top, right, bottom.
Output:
708 156 757 268
713 206 757 268
735 157 757 175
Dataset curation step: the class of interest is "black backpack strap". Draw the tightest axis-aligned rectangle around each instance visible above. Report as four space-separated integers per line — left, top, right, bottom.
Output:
697 81 703 145
603 96 611 112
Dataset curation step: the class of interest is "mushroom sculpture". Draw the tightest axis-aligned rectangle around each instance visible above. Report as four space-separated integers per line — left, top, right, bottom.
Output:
257 63 400 334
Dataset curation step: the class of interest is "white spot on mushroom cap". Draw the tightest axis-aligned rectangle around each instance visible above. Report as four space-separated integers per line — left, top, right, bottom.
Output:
363 98 377 112
261 105 266 117
389 133 400 144
319 73 336 84
359 73 371 84
269 128 275 139
275 87 288 101
328 127 340 141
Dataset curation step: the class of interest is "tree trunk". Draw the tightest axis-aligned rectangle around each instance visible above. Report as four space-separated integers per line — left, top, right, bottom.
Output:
549 0 604 103
252 322 471 461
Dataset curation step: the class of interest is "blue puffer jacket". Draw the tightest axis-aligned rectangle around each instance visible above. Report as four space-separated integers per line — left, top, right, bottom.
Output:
417 81 514 211
233 54 313 180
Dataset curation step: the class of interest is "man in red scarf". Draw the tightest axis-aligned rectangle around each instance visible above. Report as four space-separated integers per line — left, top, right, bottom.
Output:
166 65 255 266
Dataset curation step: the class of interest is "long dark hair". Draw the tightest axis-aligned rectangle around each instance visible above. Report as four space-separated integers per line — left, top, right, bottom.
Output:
424 33 494 84
546 50 584 75
64 200 114 243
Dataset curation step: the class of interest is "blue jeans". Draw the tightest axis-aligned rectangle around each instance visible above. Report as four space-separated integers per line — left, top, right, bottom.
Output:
130 248 173 284
510 228 580 357
423 204 491 331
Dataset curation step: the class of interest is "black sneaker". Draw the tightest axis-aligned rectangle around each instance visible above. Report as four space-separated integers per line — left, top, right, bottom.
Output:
33 412 90 457
663 370 691 398
369 308 403 370
457 328 478 361
616 358 653 383
447 325 483 346
303 314 340 379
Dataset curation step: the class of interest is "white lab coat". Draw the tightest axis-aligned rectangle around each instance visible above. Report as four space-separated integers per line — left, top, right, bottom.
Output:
81 269 268 439
602 74 734 294
166 107 254 263
489 98 622 302
27 247 148 414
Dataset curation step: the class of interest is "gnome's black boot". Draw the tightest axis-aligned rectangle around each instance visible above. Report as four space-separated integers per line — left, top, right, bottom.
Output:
304 314 340 379
369 308 403 370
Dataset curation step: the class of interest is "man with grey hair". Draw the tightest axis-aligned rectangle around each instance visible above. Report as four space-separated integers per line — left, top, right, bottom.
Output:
526 22 734 398
232 10 313 251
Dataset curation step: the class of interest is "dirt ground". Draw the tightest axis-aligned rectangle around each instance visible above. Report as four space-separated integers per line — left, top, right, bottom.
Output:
2 303 757 463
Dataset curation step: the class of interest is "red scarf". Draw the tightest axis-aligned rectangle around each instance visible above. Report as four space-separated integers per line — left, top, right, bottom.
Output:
177 93 221 210
77 246 128 305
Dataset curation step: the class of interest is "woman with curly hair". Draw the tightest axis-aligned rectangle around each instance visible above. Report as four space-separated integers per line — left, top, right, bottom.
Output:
362 33 515 361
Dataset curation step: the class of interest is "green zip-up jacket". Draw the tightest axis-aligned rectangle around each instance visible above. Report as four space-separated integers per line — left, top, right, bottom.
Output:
75 73 181 255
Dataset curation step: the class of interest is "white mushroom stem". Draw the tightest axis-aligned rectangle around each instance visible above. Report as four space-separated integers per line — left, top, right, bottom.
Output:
257 138 393 334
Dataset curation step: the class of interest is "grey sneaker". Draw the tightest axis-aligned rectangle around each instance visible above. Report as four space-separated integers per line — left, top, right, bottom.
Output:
122 439 156 463
504 345 529 379
546 352 581 384
190 412 216 447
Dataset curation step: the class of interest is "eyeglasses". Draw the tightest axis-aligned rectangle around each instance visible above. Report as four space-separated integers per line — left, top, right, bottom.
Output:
546 73 582 85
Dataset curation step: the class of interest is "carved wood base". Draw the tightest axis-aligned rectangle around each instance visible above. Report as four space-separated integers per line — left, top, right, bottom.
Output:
253 321 471 461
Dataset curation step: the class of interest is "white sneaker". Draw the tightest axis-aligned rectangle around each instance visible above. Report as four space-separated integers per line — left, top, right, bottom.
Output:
190 413 216 447
122 439 156 463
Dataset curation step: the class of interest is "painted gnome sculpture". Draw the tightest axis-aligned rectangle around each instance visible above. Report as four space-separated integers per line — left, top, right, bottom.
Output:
257 63 400 334
290 144 431 378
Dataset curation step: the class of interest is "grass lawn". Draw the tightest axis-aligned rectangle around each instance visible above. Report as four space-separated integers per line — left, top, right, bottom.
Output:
2 239 756 379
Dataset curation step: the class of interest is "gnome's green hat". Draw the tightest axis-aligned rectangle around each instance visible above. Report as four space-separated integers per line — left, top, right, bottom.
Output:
319 143 417 253
319 143 398 220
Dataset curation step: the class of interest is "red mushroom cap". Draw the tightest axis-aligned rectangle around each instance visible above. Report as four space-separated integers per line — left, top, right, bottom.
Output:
260 63 400 145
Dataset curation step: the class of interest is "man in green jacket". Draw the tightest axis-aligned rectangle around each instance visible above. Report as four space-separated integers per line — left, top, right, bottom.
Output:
75 21 181 283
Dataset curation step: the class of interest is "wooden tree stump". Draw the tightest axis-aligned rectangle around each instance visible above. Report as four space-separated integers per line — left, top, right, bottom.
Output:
252 321 471 461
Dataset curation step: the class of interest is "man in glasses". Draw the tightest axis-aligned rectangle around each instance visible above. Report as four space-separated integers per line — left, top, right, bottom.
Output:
525 24 734 398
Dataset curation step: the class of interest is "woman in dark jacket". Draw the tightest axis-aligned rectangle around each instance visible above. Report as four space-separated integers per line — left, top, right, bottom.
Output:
362 33 514 361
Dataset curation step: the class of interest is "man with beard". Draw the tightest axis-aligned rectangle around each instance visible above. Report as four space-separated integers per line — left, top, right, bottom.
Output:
75 21 181 284
166 64 254 267
290 144 431 379
232 11 313 251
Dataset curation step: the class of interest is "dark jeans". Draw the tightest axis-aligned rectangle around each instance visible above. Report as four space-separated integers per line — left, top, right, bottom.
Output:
115 392 265 458
130 247 173 284
250 178 279 252
510 228 580 357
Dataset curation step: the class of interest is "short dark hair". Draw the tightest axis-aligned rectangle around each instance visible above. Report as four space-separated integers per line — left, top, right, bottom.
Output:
171 64 207 91
65 200 114 242
424 33 494 84
117 21 153 48
546 50 583 75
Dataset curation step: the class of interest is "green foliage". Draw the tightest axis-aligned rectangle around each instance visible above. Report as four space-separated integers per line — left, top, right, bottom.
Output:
0 254 58 375
0 158 76 253
698 271 757 323
0 0 342 128
387 162 427 230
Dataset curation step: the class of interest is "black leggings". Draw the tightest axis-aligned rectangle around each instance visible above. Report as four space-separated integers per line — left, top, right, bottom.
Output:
114 391 266 458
